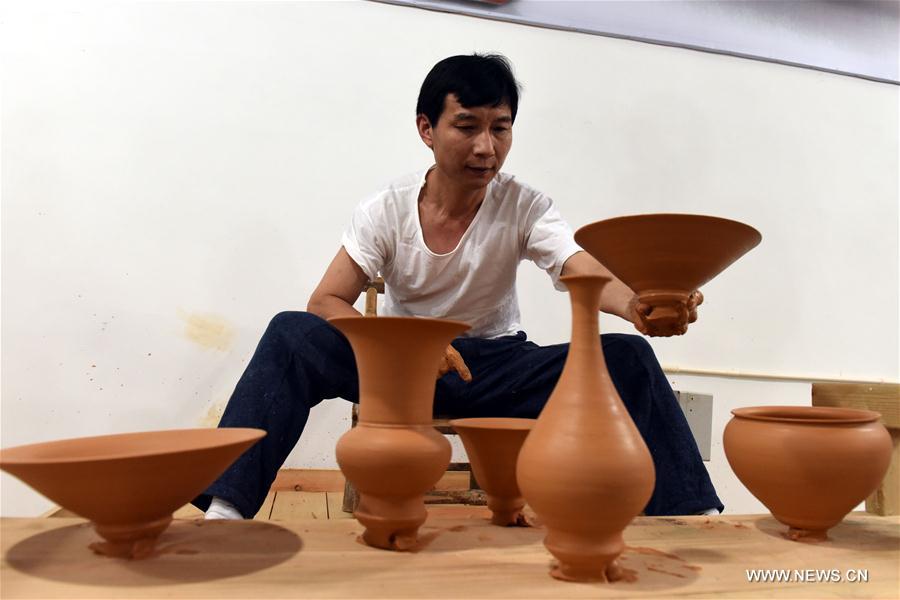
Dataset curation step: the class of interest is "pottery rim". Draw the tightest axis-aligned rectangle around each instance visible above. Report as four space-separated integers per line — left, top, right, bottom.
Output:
575 213 762 244
0 428 266 465
730 406 881 425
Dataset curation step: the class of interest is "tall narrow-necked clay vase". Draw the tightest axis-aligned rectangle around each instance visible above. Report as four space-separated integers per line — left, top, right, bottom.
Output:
724 406 892 541
517 275 655 582
575 214 761 336
0 428 265 559
330 316 470 551
449 417 534 526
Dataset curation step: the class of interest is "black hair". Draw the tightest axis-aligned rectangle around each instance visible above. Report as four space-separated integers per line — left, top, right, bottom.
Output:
416 53 521 126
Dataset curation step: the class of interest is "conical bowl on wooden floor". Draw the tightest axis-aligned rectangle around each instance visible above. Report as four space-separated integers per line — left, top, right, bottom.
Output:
330 316 470 551
0 427 265 558
575 214 761 336
449 417 534 526
724 406 891 541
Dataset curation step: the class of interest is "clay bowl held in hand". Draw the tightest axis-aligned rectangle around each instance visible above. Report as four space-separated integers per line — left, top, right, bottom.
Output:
574 214 761 336
0 427 265 558
724 406 891 541
449 418 535 526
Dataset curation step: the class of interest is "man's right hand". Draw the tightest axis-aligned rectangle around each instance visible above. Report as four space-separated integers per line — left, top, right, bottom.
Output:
437 345 472 382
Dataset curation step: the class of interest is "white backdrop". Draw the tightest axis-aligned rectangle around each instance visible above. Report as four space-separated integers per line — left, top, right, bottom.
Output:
2 0 897 516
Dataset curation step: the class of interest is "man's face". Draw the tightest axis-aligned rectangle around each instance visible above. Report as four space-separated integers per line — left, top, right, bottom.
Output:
417 94 513 190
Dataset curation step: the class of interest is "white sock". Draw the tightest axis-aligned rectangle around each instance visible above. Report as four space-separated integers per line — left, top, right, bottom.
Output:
205 496 244 520
697 507 721 516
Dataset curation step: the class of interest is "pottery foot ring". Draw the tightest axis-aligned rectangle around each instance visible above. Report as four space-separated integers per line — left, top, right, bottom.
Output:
550 558 629 583
355 498 427 551
784 526 829 543
544 531 625 583
487 496 529 527
89 515 173 559
636 291 693 336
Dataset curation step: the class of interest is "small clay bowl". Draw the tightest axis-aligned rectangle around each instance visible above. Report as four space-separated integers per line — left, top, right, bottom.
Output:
724 406 891 540
0 427 265 558
450 417 534 526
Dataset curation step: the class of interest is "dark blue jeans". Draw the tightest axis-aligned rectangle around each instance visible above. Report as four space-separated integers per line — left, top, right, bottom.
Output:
193 311 723 517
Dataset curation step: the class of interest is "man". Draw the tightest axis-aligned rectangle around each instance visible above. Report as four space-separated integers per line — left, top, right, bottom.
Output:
194 54 722 520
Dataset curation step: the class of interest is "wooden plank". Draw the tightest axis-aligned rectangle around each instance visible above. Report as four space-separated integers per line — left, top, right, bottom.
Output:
867 429 900 516
254 491 276 520
325 492 353 520
269 491 328 520
425 504 492 520
270 469 345 492
271 469 470 493
2 514 897 598
811 382 900 427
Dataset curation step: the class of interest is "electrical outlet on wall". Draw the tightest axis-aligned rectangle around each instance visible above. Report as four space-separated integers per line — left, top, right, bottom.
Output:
674 391 713 461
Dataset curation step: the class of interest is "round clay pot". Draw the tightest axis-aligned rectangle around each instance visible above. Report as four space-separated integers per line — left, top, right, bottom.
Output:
449 417 534 526
0 427 265 558
516 275 655 582
575 214 761 336
724 406 892 540
330 316 470 551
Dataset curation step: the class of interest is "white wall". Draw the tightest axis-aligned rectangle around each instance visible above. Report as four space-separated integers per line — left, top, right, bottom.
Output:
2 1 897 516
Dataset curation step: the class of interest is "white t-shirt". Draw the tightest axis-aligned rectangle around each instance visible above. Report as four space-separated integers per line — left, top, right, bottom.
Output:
341 167 582 339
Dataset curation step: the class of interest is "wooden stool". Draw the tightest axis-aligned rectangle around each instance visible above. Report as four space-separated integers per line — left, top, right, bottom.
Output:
341 277 486 513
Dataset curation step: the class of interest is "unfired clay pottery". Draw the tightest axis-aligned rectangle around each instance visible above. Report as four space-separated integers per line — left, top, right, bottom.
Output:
0 427 265 558
724 406 891 541
574 214 761 336
516 275 655 582
449 417 534 526
330 316 470 551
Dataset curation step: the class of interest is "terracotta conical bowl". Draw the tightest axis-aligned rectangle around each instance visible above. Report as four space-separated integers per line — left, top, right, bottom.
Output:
0 427 265 558
450 418 534 526
575 214 761 336
724 407 891 541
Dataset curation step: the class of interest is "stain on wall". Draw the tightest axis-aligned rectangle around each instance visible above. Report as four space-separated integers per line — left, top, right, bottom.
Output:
178 311 235 352
200 400 227 428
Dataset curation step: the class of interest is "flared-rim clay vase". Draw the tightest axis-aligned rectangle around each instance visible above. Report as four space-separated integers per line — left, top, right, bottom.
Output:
449 417 534 526
724 406 892 541
575 214 761 336
330 316 470 551
516 275 655 582
0 427 265 558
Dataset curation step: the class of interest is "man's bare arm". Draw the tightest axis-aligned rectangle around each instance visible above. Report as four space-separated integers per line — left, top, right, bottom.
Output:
561 250 702 336
307 247 370 320
308 247 472 381
561 251 637 324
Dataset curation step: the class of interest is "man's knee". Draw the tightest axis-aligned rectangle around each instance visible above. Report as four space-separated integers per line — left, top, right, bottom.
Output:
601 333 664 391
602 333 657 364
267 311 328 338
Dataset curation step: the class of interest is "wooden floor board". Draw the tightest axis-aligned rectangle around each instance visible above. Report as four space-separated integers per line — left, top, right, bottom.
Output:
269 491 329 520
271 469 471 492
325 492 353 520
